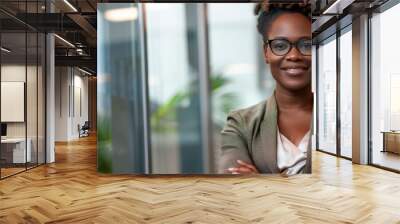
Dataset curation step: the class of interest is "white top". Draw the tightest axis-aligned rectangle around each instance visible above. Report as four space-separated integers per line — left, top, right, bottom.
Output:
277 129 310 176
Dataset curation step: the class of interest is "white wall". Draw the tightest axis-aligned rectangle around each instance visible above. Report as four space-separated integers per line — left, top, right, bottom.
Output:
55 66 69 141
71 72 89 138
55 67 89 141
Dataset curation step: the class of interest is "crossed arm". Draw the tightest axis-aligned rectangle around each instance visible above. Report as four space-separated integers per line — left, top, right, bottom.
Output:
225 160 259 174
219 112 260 174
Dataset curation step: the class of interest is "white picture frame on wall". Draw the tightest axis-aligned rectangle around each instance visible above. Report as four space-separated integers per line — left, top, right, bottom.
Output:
1 81 25 122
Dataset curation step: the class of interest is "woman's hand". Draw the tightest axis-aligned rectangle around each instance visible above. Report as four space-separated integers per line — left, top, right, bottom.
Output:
226 160 259 174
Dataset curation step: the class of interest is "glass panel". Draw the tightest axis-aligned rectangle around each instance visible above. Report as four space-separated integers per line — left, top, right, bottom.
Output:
27 31 38 169
371 5 400 171
38 32 45 165
97 3 147 173
207 3 274 171
317 36 337 154
1 30 27 177
147 3 205 173
0 1 46 178
339 29 352 158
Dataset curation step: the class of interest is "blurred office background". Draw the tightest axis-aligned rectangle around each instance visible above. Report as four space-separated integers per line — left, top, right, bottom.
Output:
97 3 275 174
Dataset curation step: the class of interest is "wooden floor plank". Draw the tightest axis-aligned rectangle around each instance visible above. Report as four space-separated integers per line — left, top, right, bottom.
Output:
0 134 400 223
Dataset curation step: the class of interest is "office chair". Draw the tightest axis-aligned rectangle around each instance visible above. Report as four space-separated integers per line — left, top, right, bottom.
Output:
79 121 90 138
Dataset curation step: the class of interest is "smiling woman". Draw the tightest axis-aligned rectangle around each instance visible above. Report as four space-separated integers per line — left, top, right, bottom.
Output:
219 1 313 176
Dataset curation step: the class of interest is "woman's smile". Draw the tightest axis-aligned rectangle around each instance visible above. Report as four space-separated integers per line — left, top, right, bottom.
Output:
280 65 309 77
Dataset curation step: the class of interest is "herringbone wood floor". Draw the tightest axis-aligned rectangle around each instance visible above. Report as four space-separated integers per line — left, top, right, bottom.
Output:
1 134 400 224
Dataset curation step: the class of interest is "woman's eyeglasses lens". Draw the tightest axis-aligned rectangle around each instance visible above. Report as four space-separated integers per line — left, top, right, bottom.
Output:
297 39 312 56
268 39 311 56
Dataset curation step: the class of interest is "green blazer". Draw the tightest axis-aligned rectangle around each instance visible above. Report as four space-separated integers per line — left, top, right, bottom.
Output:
219 94 312 174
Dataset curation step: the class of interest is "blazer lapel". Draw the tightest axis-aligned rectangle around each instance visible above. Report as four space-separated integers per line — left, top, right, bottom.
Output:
253 93 313 174
256 94 279 173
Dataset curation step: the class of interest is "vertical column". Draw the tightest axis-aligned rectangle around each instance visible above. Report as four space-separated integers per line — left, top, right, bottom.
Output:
352 14 369 164
336 29 341 157
138 3 151 174
46 1 56 163
46 34 55 163
196 3 213 173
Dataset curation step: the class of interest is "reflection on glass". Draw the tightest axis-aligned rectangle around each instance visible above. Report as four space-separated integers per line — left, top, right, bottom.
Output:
371 5 400 171
208 3 274 168
98 3 147 173
147 3 205 173
339 29 352 158
317 36 337 154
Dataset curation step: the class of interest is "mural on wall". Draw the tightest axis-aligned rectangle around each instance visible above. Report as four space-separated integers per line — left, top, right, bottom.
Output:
97 2 311 174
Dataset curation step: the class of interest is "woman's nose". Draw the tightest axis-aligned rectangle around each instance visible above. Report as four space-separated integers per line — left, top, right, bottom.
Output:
286 46 302 60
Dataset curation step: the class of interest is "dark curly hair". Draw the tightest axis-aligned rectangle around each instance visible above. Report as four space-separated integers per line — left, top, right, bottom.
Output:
255 0 311 41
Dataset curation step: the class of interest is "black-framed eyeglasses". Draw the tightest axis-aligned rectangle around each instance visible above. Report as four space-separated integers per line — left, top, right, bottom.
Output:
264 38 312 56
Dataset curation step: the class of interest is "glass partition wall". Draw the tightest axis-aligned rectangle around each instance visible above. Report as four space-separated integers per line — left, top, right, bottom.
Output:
316 25 353 159
0 31 27 177
370 3 400 171
317 35 337 155
339 26 352 159
314 0 400 172
0 2 46 179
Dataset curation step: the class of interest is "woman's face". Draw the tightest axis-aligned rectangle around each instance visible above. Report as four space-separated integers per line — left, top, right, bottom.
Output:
264 13 312 92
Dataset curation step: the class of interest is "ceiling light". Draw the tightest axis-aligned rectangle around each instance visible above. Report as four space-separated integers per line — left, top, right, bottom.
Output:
78 67 93 76
1 47 11 53
323 0 341 14
63 0 78 12
323 0 354 15
104 7 138 22
54 34 75 48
